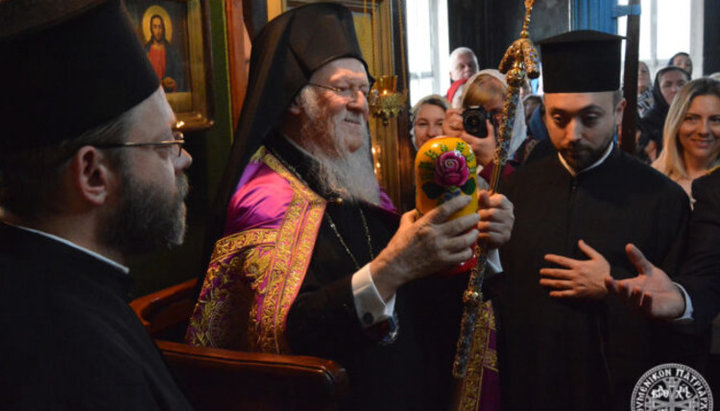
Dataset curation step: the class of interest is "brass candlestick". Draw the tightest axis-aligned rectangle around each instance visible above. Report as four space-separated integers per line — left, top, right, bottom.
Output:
369 75 405 126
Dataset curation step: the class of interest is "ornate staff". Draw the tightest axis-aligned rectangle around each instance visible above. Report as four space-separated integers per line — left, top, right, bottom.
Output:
452 0 540 379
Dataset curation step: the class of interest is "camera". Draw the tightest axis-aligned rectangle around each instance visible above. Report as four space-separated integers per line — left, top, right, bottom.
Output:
462 106 496 139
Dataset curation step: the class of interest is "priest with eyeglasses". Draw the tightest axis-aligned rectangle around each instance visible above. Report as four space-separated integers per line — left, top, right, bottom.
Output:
0 0 193 409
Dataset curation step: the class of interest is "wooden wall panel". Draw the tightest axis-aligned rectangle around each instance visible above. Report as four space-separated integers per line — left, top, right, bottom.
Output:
226 0 252 129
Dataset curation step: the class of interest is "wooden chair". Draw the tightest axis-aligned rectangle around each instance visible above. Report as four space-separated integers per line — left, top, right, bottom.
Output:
131 278 349 411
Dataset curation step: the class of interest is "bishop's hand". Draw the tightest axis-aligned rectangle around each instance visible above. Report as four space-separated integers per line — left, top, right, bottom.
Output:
476 190 513 249
605 243 685 319
370 195 480 301
539 239 609 300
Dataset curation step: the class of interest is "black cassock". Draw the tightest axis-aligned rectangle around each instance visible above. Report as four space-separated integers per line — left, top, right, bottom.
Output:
496 149 702 411
678 171 720 332
0 223 191 410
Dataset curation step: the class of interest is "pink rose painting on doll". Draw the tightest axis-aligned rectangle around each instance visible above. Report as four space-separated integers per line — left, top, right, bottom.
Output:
415 137 478 219
415 137 479 274
435 150 470 188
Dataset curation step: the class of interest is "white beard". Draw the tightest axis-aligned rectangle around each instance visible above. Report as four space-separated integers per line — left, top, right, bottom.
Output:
297 87 381 205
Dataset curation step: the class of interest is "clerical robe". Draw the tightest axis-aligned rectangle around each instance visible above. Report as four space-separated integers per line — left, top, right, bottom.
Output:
187 134 489 410
496 149 699 411
0 222 192 410
677 170 720 332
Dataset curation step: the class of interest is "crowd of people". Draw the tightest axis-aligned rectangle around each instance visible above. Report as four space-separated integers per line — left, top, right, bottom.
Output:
2 1 720 410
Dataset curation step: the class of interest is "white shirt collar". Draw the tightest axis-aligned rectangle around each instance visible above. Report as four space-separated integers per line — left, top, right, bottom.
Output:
557 142 615 177
7 223 130 274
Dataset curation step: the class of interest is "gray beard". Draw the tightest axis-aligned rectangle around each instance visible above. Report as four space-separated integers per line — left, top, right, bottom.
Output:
297 88 381 205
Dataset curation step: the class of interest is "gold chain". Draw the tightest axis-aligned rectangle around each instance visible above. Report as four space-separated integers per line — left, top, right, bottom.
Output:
325 207 374 271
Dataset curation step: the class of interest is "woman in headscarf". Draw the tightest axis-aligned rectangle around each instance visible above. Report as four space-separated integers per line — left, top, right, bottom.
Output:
637 61 654 117
668 51 693 77
410 94 449 151
639 66 690 156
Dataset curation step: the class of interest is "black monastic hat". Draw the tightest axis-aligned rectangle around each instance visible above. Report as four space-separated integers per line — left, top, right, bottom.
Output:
538 30 624 93
0 0 159 150
208 3 369 249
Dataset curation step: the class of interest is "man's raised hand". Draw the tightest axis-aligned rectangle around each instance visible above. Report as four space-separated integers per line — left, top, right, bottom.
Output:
605 243 685 319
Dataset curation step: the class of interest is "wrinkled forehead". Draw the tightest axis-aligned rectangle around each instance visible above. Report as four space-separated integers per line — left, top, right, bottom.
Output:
309 57 369 84
453 52 475 65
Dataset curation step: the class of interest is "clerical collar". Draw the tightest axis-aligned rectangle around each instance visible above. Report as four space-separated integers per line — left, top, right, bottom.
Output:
6 223 130 274
557 141 614 177
283 134 316 159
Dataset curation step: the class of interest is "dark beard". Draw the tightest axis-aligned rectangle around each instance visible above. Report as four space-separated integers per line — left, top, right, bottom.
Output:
100 170 188 255
559 116 617 172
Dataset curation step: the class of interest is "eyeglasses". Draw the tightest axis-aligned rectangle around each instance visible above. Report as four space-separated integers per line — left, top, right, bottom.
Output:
308 82 370 101
94 137 185 158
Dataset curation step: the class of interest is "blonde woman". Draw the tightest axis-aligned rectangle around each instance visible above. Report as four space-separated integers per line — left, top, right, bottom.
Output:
653 78 720 200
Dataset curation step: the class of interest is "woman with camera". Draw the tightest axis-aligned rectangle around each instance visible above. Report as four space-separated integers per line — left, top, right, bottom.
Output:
433 69 526 411
442 69 527 187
